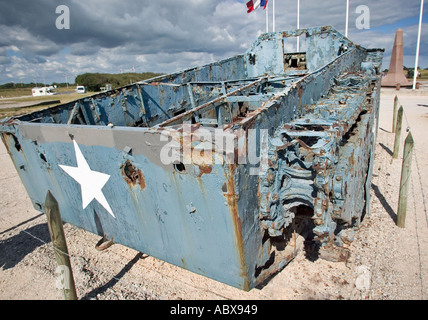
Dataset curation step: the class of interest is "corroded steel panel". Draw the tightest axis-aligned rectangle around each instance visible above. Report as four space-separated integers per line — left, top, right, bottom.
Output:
0 26 384 290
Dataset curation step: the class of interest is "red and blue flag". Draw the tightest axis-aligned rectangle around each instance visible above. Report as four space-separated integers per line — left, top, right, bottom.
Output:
247 0 268 13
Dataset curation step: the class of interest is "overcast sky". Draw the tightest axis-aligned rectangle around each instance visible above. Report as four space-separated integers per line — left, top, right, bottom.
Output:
0 0 426 85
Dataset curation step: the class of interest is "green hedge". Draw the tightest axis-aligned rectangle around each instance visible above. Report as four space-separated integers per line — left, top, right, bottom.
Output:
74 72 163 92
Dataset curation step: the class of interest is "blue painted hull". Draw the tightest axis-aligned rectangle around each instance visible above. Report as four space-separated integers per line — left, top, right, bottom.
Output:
1 26 384 290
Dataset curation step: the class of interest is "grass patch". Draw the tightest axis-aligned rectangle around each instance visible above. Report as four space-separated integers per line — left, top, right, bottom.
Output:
419 69 428 79
0 90 94 118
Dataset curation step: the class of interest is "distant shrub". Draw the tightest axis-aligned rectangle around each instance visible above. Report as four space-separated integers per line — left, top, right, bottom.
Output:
75 72 163 92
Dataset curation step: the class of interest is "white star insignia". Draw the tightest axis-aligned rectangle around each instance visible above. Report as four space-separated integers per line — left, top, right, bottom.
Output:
59 140 115 218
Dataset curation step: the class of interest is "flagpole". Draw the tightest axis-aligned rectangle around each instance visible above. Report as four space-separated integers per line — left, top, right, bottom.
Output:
297 0 300 51
266 3 269 33
413 0 424 90
345 0 349 37
272 0 276 32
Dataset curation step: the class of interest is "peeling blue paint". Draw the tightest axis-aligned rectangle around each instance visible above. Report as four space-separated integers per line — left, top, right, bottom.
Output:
0 26 384 290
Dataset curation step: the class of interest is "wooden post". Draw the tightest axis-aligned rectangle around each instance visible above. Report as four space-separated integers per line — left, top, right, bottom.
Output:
397 132 414 228
392 106 403 159
392 95 399 133
45 191 78 300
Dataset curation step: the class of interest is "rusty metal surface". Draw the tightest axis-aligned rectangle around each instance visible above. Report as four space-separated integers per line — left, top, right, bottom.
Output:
0 26 384 290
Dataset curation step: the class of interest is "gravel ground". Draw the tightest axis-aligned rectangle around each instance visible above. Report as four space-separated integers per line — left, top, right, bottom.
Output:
0 88 427 301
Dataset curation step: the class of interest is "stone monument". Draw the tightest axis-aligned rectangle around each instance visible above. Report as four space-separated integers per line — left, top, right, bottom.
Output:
382 28 411 88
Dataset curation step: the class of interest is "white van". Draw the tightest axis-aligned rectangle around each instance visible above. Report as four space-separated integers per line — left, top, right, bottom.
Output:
76 86 86 93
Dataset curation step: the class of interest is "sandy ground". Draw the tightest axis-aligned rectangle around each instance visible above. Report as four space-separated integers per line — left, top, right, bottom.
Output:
0 88 427 300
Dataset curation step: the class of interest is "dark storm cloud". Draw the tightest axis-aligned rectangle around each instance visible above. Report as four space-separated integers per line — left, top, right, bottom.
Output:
0 0 426 84
0 0 234 56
